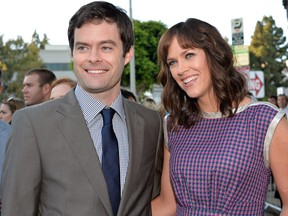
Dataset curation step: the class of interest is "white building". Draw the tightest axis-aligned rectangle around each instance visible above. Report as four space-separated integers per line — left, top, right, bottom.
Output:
39 45 76 80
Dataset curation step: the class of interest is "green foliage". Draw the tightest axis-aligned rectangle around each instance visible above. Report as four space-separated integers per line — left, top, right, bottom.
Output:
122 20 167 96
0 32 47 100
249 16 288 96
32 31 49 49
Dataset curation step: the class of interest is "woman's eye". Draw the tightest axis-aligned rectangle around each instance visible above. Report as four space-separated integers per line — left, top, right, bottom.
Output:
167 60 176 67
186 53 194 59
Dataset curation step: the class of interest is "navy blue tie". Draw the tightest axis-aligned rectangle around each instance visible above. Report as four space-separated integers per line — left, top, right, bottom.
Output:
101 108 120 216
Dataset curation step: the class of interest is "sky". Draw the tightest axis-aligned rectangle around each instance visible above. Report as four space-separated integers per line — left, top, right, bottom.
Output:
0 0 287 46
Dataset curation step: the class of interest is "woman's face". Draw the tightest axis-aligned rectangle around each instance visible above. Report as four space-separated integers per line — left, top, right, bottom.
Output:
0 103 13 124
167 37 215 110
50 83 73 100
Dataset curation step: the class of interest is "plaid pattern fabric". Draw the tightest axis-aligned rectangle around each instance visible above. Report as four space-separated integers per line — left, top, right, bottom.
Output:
168 103 280 215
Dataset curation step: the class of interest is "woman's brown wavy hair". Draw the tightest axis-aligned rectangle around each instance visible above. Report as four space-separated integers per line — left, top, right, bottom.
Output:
157 18 248 131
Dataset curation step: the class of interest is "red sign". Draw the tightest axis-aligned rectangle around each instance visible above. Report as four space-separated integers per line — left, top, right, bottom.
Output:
249 73 263 95
248 71 265 98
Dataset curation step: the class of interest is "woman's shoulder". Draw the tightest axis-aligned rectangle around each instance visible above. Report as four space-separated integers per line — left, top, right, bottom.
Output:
238 96 280 114
246 99 280 113
240 98 287 127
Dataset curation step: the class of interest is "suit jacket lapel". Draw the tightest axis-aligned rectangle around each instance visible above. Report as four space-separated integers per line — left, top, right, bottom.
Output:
119 100 145 212
56 91 113 215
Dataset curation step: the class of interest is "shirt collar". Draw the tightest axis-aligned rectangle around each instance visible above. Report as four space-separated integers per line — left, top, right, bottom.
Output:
75 84 125 123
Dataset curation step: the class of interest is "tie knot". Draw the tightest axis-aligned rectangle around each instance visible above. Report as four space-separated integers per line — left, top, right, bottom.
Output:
101 108 115 125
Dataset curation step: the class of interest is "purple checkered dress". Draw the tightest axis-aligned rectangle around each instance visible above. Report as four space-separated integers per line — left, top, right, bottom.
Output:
167 101 285 215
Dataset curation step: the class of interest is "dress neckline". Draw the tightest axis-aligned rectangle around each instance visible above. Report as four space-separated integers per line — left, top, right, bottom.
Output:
201 97 256 119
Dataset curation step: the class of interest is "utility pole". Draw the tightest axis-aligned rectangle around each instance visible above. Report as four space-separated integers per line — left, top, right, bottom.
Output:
129 0 136 95
283 0 288 20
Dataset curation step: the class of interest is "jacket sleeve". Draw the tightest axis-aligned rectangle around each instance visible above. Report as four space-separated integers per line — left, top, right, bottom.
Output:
1 109 41 216
152 111 164 199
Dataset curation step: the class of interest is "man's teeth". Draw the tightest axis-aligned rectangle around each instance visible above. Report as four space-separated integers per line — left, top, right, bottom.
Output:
88 70 106 74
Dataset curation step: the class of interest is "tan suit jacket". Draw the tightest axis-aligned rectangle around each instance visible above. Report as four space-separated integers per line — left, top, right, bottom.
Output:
1 90 163 216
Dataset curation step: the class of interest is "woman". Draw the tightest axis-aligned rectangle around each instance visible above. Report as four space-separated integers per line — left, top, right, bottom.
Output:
152 18 288 215
0 98 24 124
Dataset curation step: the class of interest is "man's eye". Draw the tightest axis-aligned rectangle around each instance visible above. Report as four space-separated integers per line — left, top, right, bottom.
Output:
77 46 88 52
102 47 112 52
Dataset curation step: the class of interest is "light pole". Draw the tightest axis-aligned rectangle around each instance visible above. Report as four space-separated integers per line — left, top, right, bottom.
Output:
129 0 136 96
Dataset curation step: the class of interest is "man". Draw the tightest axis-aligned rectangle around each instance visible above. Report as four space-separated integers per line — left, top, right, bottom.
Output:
1 2 163 216
22 68 56 106
267 95 278 107
277 94 288 116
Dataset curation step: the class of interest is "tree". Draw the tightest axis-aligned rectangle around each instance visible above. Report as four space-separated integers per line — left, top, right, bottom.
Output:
32 31 49 49
249 16 288 97
122 20 167 97
0 32 47 100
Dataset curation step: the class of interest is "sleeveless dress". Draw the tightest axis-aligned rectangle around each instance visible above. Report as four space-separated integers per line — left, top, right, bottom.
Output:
166 100 285 215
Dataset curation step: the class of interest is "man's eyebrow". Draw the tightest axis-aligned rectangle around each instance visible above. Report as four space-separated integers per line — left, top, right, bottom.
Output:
99 40 117 46
74 40 117 47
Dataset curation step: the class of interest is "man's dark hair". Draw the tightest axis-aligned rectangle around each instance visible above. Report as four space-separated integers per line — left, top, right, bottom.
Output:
68 1 134 56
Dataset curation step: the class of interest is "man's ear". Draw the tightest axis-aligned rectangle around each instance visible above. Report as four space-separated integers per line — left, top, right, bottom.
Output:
43 83 52 95
124 47 134 65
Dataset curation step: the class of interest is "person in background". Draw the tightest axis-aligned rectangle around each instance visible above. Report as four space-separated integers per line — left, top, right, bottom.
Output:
50 77 77 100
120 88 137 102
142 97 158 110
1 2 163 216
22 68 56 106
152 18 288 215
277 94 288 116
0 97 23 213
0 98 24 124
0 120 11 214
268 95 278 107
0 120 11 181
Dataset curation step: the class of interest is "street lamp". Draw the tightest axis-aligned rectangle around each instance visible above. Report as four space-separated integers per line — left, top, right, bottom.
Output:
129 0 136 96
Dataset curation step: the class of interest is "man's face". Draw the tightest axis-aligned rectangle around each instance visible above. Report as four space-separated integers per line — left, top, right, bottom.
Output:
22 74 46 106
72 21 132 104
277 95 288 109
